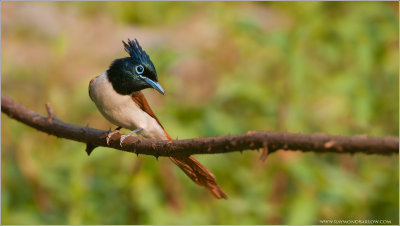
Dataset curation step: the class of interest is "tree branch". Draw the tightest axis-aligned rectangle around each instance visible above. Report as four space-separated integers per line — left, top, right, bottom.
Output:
2 95 398 157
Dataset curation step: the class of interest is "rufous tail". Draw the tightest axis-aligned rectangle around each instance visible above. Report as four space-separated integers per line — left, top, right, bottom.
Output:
164 132 227 199
169 156 227 199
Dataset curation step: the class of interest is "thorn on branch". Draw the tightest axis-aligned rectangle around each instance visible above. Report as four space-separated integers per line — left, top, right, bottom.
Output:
86 143 97 155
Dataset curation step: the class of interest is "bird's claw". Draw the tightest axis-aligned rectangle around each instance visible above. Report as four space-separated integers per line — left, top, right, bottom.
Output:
119 128 143 146
120 134 130 146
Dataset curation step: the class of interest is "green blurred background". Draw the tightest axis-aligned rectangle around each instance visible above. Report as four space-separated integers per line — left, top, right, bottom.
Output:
1 1 399 225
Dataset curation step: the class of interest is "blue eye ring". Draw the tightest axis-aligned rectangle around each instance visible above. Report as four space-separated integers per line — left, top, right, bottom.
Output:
135 65 144 75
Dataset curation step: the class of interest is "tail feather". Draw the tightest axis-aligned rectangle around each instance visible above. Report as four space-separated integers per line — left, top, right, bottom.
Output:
169 156 228 199
163 131 227 199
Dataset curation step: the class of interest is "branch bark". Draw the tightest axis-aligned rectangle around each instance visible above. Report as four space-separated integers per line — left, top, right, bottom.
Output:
2 95 398 157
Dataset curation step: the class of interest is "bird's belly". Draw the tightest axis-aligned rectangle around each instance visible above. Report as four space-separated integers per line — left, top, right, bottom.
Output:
97 96 167 140
99 102 138 130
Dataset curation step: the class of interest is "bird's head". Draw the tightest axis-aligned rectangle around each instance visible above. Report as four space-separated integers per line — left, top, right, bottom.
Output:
106 39 164 95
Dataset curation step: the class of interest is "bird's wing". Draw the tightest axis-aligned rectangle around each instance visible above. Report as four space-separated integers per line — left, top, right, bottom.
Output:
131 91 173 139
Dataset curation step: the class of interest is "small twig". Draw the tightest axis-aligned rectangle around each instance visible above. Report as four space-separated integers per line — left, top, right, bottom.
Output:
45 103 55 123
259 142 269 162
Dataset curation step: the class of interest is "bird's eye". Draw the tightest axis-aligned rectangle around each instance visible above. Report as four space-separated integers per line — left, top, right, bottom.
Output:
135 65 144 75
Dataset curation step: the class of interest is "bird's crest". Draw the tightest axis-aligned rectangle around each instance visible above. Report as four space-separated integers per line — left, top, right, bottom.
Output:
122 39 153 65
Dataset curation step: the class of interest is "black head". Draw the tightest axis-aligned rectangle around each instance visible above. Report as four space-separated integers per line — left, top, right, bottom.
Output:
107 39 164 95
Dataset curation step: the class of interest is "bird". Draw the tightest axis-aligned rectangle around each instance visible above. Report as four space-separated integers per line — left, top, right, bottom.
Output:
89 38 227 199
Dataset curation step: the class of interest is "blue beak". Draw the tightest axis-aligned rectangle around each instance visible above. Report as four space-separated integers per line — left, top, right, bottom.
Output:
140 75 165 95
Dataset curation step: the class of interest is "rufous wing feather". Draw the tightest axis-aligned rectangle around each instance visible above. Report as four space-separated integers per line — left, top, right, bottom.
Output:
131 91 164 128
131 91 228 199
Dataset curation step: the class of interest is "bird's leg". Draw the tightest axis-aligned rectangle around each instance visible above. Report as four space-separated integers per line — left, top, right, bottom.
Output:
106 126 123 145
120 127 143 146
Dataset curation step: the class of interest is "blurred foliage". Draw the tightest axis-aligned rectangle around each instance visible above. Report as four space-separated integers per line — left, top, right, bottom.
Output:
1 1 399 225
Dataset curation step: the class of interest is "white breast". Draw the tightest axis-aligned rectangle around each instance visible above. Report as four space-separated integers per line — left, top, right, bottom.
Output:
89 72 167 140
